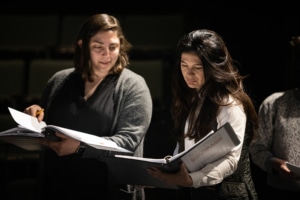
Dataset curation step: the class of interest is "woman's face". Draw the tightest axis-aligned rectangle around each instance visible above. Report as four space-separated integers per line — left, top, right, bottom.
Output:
89 30 120 74
180 52 205 92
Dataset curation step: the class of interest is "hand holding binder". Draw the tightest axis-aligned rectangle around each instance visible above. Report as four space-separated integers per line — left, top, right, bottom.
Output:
286 162 300 177
0 107 132 153
104 122 240 189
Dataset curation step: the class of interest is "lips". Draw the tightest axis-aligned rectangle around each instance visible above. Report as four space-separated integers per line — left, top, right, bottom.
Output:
101 61 111 64
186 79 196 84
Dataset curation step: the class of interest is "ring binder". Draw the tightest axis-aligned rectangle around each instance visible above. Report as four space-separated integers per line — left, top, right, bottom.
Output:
104 122 240 189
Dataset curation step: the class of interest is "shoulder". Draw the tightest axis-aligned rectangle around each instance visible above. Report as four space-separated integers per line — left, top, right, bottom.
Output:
46 68 75 89
52 68 75 77
263 91 285 102
49 68 75 81
261 89 295 106
114 68 152 103
119 68 144 80
221 95 244 112
118 68 148 88
217 95 246 126
219 96 245 117
259 89 299 114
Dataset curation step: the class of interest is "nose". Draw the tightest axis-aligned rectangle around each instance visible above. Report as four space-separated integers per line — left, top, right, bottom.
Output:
101 47 109 55
187 68 195 75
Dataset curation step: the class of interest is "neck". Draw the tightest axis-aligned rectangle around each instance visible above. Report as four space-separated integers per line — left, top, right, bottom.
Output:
84 77 104 100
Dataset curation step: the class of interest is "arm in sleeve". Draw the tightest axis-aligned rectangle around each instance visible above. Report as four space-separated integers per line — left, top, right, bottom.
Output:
107 74 153 154
190 103 246 188
83 72 153 159
249 95 276 173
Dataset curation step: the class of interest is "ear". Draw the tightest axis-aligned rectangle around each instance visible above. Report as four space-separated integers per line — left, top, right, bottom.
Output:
77 39 82 47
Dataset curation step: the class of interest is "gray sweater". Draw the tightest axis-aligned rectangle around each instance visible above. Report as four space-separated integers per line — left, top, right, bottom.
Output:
249 88 300 191
38 67 153 200
40 67 153 158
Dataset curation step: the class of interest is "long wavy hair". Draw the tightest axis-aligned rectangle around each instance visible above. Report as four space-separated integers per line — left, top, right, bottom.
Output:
170 29 258 142
73 13 132 82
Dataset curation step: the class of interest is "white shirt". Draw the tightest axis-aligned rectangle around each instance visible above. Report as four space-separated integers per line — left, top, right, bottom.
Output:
173 96 246 188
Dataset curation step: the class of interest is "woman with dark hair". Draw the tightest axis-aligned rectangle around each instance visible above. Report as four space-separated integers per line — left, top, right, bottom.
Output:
24 13 152 200
147 29 258 199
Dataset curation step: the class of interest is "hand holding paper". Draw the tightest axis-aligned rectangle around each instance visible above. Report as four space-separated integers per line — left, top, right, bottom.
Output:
0 107 132 153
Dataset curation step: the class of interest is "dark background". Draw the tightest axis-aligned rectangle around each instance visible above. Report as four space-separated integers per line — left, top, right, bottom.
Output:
1 1 300 199
1 1 299 105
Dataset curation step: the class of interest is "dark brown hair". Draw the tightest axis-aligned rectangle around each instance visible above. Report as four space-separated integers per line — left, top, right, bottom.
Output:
73 13 132 82
171 29 258 142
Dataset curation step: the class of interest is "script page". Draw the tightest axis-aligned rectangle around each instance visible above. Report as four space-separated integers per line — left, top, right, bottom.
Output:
46 125 132 153
8 107 46 133
181 123 238 172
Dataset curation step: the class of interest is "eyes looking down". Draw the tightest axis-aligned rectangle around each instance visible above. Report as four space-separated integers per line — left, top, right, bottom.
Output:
180 52 205 91
87 30 207 91
87 29 206 92
89 30 121 71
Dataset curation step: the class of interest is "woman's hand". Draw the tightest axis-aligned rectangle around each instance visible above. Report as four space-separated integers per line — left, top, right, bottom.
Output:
147 162 193 187
24 104 44 122
40 132 81 156
272 158 300 180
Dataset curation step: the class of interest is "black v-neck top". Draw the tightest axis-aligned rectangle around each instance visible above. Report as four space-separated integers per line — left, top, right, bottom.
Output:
47 72 118 136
